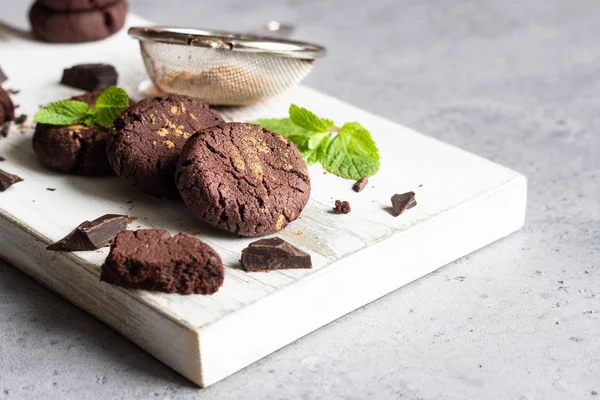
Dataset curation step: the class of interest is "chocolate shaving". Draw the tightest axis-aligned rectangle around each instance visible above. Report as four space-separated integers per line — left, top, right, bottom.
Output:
0 169 23 191
353 177 369 192
391 191 417 217
241 237 312 272
47 214 128 252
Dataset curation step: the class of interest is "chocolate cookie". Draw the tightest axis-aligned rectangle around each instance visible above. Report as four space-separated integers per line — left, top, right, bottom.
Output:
33 91 130 175
29 0 127 43
100 229 224 295
38 0 119 12
176 122 311 237
107 95 224 197
0 86 15 125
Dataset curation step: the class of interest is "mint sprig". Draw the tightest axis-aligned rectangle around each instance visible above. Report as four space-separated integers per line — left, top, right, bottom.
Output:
34 86 130 128
250 105 380 180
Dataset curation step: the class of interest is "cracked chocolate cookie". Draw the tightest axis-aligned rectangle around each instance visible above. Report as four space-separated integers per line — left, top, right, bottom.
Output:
176 122 311 237
100 229 224 295
33 91 131 175
38 0 119 12
29 0 127 43
107 95 224 198
0 86 15 125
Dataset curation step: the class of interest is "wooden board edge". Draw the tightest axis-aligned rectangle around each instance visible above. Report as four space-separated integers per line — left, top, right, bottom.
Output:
0 217 204 386
197 174 527 386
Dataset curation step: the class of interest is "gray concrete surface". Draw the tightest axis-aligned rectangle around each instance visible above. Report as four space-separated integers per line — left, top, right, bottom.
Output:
1 0 599 399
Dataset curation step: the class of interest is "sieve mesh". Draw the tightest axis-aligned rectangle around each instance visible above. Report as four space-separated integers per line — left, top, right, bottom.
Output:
140 41 315 106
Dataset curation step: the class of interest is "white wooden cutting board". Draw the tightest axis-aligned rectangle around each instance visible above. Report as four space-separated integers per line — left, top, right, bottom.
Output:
0 14 527 387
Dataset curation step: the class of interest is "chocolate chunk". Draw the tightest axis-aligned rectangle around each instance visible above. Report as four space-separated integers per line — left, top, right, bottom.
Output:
60 64 118 91
241 237 312 272
46 188 55 191
0 66 6 83
333 200 351 214
14 114 27 124
100 230 224 295
0 169 23 191
391 191 417 217
353 176 368 192
47 214 127 251
0 156 4 161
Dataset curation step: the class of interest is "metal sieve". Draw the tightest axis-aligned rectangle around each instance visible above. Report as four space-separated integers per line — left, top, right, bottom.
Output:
128 26 326 106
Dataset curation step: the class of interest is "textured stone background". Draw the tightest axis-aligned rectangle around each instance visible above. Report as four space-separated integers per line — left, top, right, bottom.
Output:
1 0 599 399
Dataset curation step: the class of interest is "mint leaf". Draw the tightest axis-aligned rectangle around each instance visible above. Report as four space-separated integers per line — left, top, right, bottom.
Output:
289 104 334 133
94 86 130 127
33 100 91 126
322 122 380 179
303 132 330 165
82 109 97 127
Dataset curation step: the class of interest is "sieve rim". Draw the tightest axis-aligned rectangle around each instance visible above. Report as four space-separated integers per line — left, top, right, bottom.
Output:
128 26 326 60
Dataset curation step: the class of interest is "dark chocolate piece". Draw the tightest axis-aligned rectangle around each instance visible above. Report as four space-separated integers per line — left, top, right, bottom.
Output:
100 230 224 295
47 214 127 251
0 66 6 83
391 191 417 217
0 169 23 191
353 177 369 192
14 114 27 124
241 237 312 272
61 64 118 91
333 200 351 214
46 188 55 191
0 156 4 161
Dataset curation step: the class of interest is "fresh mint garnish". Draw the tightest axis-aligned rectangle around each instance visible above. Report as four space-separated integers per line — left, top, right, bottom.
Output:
94 86 131 127
321 122 380 179
288 104 335 133
33 100 91 126
34 86 130 128
250 105 380 180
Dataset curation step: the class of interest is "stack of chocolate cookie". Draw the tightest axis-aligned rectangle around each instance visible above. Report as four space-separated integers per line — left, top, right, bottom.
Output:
29 0 128 43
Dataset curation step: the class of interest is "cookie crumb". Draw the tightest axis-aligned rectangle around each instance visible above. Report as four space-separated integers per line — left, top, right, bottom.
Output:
127 216 138 224
293 230 304 236
333 200 351 214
